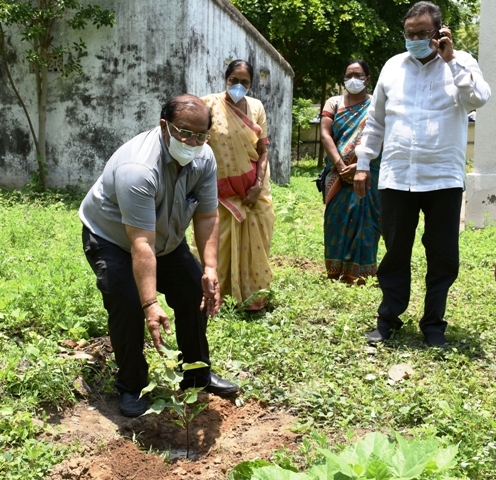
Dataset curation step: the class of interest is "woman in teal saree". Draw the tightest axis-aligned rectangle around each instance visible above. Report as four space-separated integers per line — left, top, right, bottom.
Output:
320 59 381 285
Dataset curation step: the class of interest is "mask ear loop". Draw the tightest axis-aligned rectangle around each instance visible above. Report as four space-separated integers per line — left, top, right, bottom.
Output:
166 121 181 146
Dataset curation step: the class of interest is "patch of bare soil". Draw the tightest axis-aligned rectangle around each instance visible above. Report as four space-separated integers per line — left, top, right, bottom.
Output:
45 391 300 479
271 255 324 272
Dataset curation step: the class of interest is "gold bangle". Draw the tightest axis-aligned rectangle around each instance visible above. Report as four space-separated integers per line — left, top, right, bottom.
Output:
256 176 263 184
141 299 158 309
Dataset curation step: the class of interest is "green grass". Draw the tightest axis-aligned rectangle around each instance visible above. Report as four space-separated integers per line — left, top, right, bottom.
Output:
1 161 496 478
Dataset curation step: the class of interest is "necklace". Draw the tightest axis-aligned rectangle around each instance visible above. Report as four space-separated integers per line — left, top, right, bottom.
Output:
345 93 368 108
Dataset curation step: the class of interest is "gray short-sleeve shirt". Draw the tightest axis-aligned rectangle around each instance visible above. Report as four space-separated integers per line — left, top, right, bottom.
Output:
79 126 218 255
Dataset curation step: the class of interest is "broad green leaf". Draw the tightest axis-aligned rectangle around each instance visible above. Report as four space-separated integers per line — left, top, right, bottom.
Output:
353 463 365 476
365 459 391 480
429 445 459 472
316 448 355 477
229 460 273 480
308 457 341 479
345 432 396 465
387 434 439 479
253 465 313 479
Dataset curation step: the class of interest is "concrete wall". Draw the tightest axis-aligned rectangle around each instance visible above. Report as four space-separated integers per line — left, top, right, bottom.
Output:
0 0 293 189
465 0 496 227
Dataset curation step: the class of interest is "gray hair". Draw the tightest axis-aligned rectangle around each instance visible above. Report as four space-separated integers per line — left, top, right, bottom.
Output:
403 1 442 30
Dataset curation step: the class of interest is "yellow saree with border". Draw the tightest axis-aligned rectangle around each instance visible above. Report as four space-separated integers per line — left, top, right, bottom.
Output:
201 93 274 310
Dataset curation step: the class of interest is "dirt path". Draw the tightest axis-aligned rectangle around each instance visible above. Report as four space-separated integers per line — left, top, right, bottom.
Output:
45 391 300 479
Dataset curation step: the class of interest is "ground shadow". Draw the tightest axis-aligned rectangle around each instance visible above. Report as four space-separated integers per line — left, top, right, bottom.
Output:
363 322 486 359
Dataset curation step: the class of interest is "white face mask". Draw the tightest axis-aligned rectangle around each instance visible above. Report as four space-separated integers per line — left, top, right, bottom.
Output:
405 39 435 59
227 84 248 103
166 123 203 166
344 77 366 94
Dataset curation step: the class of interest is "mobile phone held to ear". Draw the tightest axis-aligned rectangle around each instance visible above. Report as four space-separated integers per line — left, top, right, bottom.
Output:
438 28 447 50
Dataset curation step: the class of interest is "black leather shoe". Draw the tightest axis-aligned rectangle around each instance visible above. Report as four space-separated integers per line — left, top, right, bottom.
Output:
424 331 448 349
118 391 148 417
367 324 396 344
367 328 390 343
367 318 402 344
205 373 239 396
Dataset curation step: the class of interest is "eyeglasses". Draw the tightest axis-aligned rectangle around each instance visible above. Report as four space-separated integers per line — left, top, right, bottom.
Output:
403 28 437 40
344 74 367 81
168 122 211 143
227 76 251 88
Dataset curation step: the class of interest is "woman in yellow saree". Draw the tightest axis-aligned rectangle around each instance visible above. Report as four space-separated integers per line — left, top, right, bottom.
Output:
201 60 275 311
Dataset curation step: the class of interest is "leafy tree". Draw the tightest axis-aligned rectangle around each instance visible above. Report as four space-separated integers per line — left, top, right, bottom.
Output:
455 0 480 59
231 0 479 101
232 0 479 164
0 1 115 190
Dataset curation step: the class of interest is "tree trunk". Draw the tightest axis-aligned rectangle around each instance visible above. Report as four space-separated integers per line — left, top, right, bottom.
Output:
34 48 48 190
38 64 48 190
0 24 41 181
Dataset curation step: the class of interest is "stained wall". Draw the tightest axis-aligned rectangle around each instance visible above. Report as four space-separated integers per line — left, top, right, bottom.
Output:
0 0 293 188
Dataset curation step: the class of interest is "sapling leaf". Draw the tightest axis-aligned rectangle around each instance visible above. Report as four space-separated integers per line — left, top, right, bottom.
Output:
183 361 209 370
165 369 183 384
140 380 157 396
165 359 178 369
159 344 181 359
192 403 208 415
171 405 184 417
172 419 184 427
143 398 169 415
185 391 199 404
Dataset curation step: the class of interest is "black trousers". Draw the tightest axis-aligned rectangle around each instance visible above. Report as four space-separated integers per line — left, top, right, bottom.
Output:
82 227 210 392
377 188 462 334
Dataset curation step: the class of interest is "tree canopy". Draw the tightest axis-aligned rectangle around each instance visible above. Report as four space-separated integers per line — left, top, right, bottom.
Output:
231 0 480 101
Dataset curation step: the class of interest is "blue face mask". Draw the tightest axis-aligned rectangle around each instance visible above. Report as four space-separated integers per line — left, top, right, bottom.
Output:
405 39 435 59
227 84 248 103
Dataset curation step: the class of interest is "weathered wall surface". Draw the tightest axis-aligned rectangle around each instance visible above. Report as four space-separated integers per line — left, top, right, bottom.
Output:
0 0 293 189
465 0 496 227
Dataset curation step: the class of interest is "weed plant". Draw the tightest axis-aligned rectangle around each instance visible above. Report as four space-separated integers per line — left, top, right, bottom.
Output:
1 160 496 478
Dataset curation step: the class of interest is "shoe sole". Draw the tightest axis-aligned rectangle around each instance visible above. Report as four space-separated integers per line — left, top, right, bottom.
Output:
205 386 239 396
119 407 147 417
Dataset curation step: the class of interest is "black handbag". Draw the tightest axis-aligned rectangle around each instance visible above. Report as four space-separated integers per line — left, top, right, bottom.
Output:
313 163 330 203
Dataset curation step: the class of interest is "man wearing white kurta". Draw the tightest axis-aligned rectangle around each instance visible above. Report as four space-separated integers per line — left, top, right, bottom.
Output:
354 1 491 347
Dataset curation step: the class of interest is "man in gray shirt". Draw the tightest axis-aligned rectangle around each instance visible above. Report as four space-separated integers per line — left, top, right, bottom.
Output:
80 94 238 417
